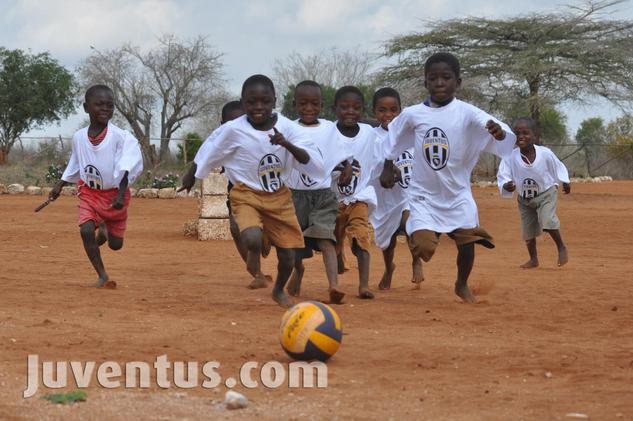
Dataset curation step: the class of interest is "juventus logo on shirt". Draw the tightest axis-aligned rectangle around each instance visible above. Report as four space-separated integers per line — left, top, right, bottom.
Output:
522 178 539 199
300 173 317 187
258 154 284 192
422 127 449 171
395 150 414 188
338 159 360 196
84 165 103 190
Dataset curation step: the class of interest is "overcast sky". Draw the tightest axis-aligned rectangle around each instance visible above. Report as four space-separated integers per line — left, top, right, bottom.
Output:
2 0 632 139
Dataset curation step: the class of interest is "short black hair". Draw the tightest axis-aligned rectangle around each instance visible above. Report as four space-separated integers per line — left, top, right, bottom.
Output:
241 74 275 97
424 52 460 78
334 85 364 107
85 84 113 102
295 80 322 96
514 117 537 133
221 100 243 122
372 87 401 110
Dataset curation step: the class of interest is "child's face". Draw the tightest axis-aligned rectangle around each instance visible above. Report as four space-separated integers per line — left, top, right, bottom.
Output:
242 84 276 126
84 89 114 125
293 85 322 124
424 62 461 103
514 121 535 150
334 93 363 128
221 108 244 124
373 96 401 130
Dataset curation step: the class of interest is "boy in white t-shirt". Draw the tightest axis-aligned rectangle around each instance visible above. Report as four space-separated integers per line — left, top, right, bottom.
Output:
380 53 516 304
49 85 143 289
333 86 379 299
497 118 570 268
181 75 324 307
285 81 353 304
369 87 423 290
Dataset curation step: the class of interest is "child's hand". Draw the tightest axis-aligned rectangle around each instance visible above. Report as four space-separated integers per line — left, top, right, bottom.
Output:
269 127 288 147
486 120 506 140
338 161 353 187
111 193 125 210
49 183 63 201
380 160 396 189
503 181 516 192
177 165 196 193
562 182 571 194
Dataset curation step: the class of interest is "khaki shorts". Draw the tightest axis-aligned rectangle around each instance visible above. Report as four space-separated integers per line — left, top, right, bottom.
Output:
229 183 304 249
518 186 560 240
408 227 495 262
334 201 372 254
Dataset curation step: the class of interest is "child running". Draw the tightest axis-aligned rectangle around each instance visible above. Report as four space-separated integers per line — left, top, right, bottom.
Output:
333 86 379 299
497 117 570 268
182 74 323 307
380 52 516 303
49 84 143 289
369 87 423 290
284 80 353 304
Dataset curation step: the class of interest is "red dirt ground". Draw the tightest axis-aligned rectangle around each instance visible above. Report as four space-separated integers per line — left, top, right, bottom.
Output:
1 182 632 420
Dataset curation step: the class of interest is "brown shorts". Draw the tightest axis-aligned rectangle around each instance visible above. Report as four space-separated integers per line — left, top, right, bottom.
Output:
229 183 304 249
334 201 372 254
408 227 495 262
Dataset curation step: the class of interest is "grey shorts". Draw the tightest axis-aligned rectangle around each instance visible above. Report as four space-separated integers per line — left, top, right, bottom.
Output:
291 188 338 257
517 186 560 240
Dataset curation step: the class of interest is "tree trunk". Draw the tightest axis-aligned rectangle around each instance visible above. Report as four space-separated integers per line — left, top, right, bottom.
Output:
528 78 541 145
159 136 171 163
0 149 7 165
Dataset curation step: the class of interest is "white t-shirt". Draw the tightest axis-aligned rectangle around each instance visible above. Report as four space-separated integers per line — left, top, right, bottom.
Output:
194 114 324 192
61 123 143 190
384 99 516 233
370 126 414 249
285 119 352 190
333 123 378 211
497 145 570 199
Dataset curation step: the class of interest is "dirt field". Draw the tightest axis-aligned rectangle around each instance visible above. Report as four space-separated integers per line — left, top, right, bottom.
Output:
1 181 632 420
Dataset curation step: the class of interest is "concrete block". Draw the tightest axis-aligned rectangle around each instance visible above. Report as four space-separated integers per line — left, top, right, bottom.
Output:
197 218 230 240
158 187 176 199
202 173 228 196
199 195 229 218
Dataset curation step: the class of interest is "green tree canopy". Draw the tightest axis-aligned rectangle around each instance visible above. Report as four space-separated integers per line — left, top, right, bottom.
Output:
606 114 633 177
0 48 77 164
381 0 633 141
576 117 607 176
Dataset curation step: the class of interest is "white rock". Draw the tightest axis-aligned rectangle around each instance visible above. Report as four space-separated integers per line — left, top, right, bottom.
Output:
176 189 189 198
7 184 24 194
61 186 77 196
26 186 42 195
0 184 7 194
565 413 589 419
158 187 176 199
129 188 138 197
199 195 229 218
202 173 228 196
197 218 230 241
224 391 248 410
137 188 159 199
544 371 552 379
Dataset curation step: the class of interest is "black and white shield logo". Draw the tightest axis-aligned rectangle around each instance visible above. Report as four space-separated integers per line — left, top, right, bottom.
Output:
258 154 284 192
522 178 539 199
395 150 414 189
300 173 317 187
83 165 103 190
338 159 360 196
422 127 449 171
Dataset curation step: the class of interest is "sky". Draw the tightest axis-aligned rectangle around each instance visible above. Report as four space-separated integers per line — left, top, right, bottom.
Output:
1 0 632 140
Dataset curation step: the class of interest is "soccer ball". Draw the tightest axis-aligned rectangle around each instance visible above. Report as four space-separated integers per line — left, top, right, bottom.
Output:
279 301 342 362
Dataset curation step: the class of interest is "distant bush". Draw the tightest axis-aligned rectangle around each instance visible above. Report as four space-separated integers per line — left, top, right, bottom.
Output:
151 172 179 189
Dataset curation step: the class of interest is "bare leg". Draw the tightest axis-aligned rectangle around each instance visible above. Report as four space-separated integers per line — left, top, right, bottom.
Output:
379 233 397 290
319 239 345 304
273 247 294 307
520 238 539 268
240 227 268 289
455 243 476 303
229 215 248 263
352 240 373 299
287 256 304 297
79 221 112 288
96 222 107 246
410 242 424 289
545 229 568 266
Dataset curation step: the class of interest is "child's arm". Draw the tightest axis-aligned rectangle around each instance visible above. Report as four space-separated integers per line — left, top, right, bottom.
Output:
333 160 353 187
548 149 571 194
115 131 144 185
179 163 197 193
496 158 515 198
269 127 309 163
49 137 81 201
112 171 129 209
193 124 234 180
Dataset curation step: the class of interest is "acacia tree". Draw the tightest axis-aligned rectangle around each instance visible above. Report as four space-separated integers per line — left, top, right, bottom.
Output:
381 0 633 141
0 48 76 164
576 117 607 176
78 35 225 167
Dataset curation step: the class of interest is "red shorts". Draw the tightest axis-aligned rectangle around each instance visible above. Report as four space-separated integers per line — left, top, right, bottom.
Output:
78 182 131 238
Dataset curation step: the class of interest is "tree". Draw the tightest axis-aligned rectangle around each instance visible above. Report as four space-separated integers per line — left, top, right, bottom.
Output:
78 35 225 167
176 132 203 164
606 114 633 177
0 48 76 164
272 48 376 100
576 117 607 176
381 0 633 142
280 84 375 122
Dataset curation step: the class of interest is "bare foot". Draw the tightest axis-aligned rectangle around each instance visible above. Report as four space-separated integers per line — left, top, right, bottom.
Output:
328 287 346 304
287 265 304 297
95 277 116 289
411 259 424 286
265 275 273 283
520 259 539 269
248 274 268 289
411 281 423 290
272 290 293 308
378 263 395 290
96 223 107 246
358 287 375 299
557 247 568 267
455 283 476 304
337 254 348 274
